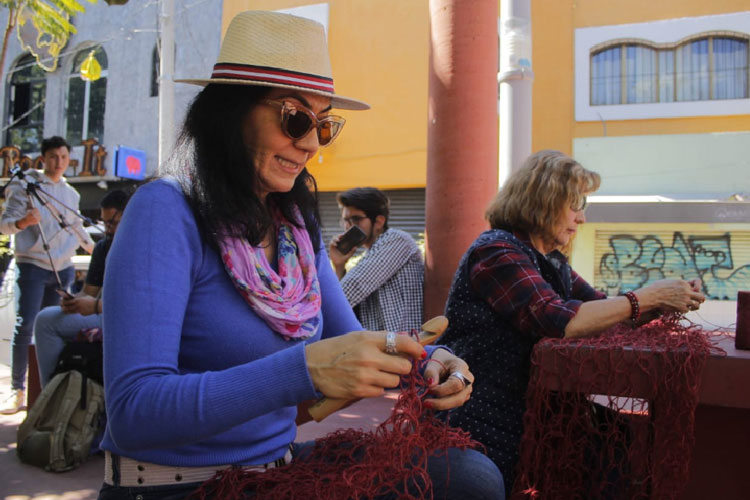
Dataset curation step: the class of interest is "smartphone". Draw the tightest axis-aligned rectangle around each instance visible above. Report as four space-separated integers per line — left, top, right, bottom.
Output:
336 225 367 254
56 288 74 300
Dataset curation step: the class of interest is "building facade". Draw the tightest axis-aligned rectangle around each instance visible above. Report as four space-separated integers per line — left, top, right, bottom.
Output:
535 1 750 325
225 1 750 324
0 0 223 212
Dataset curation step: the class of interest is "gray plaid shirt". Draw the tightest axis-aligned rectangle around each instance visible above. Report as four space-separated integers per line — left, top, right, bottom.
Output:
340 228 424 332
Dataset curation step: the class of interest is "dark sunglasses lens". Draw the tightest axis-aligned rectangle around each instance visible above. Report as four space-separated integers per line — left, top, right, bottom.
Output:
284 111 313 139
318 122 336 146
321 120 345 146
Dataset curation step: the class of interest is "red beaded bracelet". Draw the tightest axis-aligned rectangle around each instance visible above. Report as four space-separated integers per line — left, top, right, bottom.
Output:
624 291 640 329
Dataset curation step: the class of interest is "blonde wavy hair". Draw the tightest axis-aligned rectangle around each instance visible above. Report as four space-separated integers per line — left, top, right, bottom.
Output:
486 150 600 245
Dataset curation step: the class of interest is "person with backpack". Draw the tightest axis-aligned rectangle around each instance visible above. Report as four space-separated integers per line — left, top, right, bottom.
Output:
33 189 129 387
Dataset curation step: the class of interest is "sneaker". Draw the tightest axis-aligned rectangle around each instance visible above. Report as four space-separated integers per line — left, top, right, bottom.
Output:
0 389 26 415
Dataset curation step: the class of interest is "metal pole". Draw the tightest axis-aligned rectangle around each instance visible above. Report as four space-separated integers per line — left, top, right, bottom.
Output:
498 0 534 187
158 0 175 170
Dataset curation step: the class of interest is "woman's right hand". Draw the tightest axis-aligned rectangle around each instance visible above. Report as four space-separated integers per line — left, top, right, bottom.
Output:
637 278 706 314
305 331 426 400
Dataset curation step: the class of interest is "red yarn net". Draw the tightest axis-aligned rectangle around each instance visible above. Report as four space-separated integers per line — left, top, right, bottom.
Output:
192 360 479 500
513 314 726 500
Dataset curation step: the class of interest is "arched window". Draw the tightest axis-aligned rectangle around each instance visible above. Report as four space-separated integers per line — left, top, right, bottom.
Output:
6 54 46 153
591 35 749 105
65 46 108 146
591 44 660 105
676 37 748 101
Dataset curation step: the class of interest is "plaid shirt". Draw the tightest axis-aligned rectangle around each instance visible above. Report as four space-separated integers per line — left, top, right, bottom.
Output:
469 231 605 338
339 228 424 332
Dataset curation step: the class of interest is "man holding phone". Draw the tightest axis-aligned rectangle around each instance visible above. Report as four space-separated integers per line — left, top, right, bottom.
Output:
0 137 95 414
33 189 129 388
329 187 424 332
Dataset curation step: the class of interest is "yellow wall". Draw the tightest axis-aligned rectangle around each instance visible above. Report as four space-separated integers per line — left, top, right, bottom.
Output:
221 1 749 191
222 0 430 192
531 0 750 152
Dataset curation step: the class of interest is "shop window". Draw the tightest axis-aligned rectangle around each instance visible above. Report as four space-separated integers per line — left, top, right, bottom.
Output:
6 54 46 153
65 46 108 146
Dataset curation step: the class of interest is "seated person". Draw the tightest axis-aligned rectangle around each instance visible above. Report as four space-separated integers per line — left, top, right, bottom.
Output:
439 150 705 496
33 189 129 387
329 187 424 332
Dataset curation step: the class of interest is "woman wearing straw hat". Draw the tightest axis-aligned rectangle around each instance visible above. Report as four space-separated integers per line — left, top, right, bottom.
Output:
98 10 503 500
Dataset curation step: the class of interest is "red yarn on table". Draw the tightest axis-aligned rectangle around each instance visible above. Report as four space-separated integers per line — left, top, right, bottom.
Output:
192 360 480 500
512 314 727 500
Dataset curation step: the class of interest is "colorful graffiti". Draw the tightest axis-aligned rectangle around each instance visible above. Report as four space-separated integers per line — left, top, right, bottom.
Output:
598 232 750 300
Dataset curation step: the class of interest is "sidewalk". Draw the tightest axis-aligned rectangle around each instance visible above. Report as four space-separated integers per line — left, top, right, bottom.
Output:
0 362 396 500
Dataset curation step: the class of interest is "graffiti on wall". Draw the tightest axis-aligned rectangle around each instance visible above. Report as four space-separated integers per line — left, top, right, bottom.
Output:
598 232 750 300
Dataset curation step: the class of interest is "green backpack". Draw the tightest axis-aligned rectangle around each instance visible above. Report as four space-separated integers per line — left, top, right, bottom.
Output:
17 370 105 472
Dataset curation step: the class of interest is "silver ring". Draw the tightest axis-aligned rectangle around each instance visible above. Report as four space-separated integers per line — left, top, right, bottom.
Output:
385 332 398 354
450 371 471 387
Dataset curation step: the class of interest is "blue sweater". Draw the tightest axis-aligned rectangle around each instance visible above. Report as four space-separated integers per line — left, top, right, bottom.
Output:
100 179 362 466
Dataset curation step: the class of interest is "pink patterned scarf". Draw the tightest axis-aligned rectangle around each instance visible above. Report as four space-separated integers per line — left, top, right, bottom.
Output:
218 209 321 340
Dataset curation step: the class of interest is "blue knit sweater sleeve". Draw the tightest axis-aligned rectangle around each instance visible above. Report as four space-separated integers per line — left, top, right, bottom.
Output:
102 179 344 457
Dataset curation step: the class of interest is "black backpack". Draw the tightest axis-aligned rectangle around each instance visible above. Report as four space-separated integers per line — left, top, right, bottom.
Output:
51 340 103 385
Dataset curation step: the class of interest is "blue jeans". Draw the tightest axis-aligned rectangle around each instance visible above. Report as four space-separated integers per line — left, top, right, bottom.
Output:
34 304 102 387
98 443 505 499
11 263 74 390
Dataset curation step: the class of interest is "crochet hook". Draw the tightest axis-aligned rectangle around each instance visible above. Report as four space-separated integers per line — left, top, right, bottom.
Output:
307 315 449 422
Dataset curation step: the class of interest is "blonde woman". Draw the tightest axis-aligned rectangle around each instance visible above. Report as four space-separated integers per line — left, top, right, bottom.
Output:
439 150 705 494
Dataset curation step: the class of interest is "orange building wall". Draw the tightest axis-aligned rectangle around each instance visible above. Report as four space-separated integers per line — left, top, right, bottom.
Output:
531 0 750 153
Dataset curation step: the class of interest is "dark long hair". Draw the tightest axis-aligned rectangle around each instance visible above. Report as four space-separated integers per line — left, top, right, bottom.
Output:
174 83 321 251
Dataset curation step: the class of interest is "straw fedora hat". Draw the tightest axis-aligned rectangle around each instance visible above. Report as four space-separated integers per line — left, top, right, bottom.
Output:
177 10 369 111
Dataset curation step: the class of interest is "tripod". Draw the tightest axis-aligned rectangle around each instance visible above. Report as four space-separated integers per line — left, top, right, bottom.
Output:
2 167 102 290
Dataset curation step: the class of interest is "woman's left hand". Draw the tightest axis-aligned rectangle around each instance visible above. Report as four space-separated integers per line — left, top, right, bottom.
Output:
422 348 474 410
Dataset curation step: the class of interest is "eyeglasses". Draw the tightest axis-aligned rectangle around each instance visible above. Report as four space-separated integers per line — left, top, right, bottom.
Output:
571 196 587 212
340 215 367 227
262 100 346 147
102 212 121 228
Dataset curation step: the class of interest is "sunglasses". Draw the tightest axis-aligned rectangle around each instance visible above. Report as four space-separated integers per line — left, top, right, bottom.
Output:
262 100 346 147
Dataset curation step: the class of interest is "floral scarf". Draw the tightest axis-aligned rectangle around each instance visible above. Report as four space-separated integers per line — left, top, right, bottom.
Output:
218 208 321 340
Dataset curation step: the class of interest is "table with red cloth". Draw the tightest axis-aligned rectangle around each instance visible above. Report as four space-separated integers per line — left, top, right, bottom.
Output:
514 324 750 500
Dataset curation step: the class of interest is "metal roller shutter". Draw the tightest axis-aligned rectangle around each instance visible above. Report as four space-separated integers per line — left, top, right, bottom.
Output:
593 227 750 300
318 188 426 246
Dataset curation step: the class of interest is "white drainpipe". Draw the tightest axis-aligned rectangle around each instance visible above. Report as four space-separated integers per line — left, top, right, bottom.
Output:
498 0 534 187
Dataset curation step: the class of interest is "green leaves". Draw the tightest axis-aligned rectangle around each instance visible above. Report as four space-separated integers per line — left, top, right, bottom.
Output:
9 0 96 71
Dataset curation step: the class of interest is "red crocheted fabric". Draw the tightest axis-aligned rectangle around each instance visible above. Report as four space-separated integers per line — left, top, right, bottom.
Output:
512 315 726 499
192 360 480 500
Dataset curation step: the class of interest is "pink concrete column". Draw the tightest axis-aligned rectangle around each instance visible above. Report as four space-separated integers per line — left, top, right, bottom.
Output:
424 0 499 319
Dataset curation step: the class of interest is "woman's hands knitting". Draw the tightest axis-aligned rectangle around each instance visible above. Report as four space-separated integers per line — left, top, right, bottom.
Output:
423 347 474 411
635 278 705 314
306 331 427 400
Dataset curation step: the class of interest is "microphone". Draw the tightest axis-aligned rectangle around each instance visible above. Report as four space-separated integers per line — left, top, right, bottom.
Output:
9 165 25 179
1 165 27 194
